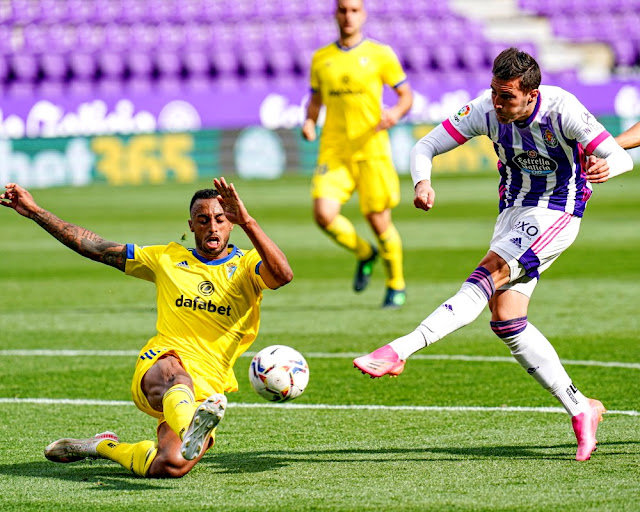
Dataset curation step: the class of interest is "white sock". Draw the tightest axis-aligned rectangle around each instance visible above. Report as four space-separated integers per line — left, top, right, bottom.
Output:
390 267 494 360
490 318 589 416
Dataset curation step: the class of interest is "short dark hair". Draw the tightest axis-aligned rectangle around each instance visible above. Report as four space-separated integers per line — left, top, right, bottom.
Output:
189 189 219 213
492 47 541 92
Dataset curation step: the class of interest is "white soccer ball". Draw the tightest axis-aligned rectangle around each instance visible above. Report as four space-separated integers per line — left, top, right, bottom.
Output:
248 345 310 402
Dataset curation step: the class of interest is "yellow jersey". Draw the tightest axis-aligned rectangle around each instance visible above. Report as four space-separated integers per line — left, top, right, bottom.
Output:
125 242 268 392
310 38 407 160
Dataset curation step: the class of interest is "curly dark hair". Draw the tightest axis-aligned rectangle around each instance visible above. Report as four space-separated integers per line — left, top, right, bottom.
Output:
189 189 220 213
492 47 541 92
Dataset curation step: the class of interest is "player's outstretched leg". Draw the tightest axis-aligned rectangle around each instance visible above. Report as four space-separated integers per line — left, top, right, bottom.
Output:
572 398 606 461
353 345 405 378
181 393 227 461
44 431 119 463
354 244 378 292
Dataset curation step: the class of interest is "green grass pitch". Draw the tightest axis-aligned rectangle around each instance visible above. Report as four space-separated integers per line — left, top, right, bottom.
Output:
1 171 639 511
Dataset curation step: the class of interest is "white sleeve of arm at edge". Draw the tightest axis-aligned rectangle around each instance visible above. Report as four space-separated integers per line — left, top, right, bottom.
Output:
410 123 461 187
593 136 634 179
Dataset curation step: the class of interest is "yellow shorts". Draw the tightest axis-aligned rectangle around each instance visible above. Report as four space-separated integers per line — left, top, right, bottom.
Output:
130 337 224 426
311 154 400 215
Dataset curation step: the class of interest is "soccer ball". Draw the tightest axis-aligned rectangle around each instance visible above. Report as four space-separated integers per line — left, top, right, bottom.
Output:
248 345 309 402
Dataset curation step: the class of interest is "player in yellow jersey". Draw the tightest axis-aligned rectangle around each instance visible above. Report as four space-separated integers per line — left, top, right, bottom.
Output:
302 0 413 308
616 120 640 149
0 177 293 478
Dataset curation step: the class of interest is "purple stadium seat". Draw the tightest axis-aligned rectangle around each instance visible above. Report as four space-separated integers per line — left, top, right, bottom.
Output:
183 74 212 93
39 0 68 23
67 78 94 97
93 1 122 24
128 76 153 94
212 51 239 78
155 50 183 78
38 80 65 98
182 23 214 49
116 0 148 23
0 55 8 82
65 0 94 24
47 25 78 54
240 49 267 77
610 39 637 66
431 44 460 71
155 75 183 93
98 77 125 97
22 24 48 54
157 23 186 49
75 24 106 53
9 0 41 25
183 49 211 78
458 43 487 71
144 0 176 23
40 53 68 81
68 52 97 80
402 46 431 73
103 24 131 51
266 48 295 76
127 51 153 78
11 54 39 82
98 52 126 79
6 80 35 98
129 24 158 50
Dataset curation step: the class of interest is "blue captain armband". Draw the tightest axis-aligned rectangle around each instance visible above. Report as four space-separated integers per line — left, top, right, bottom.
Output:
126 243 135 260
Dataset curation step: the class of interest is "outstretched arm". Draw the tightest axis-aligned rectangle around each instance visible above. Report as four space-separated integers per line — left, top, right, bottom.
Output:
615 121 640 150
1 183 127 271
213 177 293 289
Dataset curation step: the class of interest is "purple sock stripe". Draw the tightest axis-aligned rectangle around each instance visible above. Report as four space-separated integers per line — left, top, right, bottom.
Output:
465 266 495 301
490 316 528 338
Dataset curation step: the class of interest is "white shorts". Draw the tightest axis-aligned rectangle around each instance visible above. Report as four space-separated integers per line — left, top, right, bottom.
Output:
490 207 581 297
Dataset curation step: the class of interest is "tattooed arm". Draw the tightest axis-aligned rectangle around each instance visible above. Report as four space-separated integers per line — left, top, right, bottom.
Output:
1 183 127 271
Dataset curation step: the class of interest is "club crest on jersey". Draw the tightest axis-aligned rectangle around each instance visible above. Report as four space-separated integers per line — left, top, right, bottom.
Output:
513 150 558 176
543 129 558 148
226 263 238 279
198 280 214 296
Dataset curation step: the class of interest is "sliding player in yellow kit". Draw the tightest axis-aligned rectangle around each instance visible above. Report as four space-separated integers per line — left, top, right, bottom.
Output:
1 177 293 478
302 0 413 308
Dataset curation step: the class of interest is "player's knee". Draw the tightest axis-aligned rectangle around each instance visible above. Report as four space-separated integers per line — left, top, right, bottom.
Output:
147 452 193 479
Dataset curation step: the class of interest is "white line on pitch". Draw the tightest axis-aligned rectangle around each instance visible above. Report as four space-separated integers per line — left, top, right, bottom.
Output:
1 349 639 370
0 397 637 416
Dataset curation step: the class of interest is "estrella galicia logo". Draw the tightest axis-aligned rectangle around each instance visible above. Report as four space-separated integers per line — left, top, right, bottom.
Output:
198 281 214 296
512 150 558 176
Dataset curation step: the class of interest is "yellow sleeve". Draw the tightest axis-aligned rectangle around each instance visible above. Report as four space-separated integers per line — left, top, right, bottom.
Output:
124 244 164 283
380 45 407 89
240 248 269 291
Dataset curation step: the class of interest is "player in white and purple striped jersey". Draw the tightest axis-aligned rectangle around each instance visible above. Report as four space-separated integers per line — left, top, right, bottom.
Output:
354 48 634 461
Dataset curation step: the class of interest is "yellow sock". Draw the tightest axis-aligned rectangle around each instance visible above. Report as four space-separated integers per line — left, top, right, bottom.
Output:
97 439 157 477
377 224 405 290
325 215 372 260
162 384 197 441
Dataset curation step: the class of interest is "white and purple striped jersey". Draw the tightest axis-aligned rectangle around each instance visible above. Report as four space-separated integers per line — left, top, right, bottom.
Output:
441 85 611 217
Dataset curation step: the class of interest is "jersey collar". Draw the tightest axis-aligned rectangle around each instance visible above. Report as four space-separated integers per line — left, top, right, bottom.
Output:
190 244 238 265
336 37 366 51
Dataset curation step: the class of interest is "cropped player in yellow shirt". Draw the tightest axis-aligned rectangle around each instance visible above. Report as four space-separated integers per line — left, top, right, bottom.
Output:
1 177 293 478
302 0 413 308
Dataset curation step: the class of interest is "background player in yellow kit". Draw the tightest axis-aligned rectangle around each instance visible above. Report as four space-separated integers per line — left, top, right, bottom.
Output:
0 177 293 478
302 0 413 308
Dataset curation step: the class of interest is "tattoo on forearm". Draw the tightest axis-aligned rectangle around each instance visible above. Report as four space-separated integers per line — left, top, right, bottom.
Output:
32 209 126 271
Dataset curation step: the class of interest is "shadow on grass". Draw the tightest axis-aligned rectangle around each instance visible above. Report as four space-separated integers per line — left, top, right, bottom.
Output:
203 440 639 474
0 460 169 489
1 440 636 483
